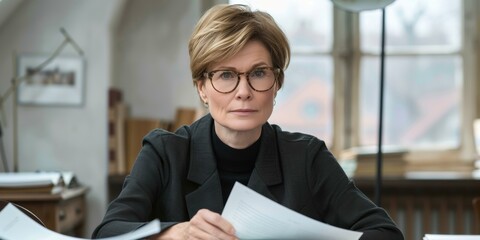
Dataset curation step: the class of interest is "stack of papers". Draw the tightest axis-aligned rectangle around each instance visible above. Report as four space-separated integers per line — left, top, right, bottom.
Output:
0 172 65 194
424 234 480 240
0 172 80 194
0 172 63 187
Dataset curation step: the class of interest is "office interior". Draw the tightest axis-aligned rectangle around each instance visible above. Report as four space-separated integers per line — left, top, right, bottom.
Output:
0 0 479 240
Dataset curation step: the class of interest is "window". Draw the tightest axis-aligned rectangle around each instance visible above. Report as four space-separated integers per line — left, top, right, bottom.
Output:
229 0 477 162
230 0 334 145
359 0 462 150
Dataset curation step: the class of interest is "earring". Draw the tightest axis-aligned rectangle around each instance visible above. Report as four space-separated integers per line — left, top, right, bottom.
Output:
273 99 276 106
203 101 209 108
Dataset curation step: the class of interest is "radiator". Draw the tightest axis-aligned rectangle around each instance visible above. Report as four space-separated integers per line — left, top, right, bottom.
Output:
353 176 480 240
383 195 475 240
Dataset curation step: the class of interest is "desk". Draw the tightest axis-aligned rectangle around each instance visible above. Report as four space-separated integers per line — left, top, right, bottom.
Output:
0 186 88 237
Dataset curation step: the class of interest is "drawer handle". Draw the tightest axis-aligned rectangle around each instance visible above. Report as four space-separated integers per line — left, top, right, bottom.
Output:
59 210 66 221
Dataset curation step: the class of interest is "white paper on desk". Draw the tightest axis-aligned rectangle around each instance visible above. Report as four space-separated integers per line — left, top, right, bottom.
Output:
0 172 62 187
0 203 161 240
222 182 363 240
424 234 480 240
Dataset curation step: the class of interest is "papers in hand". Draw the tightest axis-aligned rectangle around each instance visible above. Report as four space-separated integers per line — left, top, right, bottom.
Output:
0 203 161 240
222 182 363 240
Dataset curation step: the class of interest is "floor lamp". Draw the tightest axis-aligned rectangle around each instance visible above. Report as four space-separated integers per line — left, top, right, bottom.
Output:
331 0 394 206
0 27 84 172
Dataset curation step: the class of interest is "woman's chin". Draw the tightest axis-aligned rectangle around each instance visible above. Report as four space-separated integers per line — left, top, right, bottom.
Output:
222 119 264 132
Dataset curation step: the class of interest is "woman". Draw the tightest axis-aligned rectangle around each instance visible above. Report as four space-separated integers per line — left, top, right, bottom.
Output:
93 4 403 240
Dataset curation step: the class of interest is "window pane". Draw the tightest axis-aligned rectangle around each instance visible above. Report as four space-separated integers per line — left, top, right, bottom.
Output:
229 0 332 51
230 0 334 145
360 56 462 149
269 56 333 145
361 0 461 51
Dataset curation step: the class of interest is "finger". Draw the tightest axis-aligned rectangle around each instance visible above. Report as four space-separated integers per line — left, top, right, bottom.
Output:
197 209 236 235
188 223 222 240
190 218 234 240
195 209 237 238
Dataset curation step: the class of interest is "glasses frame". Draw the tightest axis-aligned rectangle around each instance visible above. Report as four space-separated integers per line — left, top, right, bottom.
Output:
204 67 281 94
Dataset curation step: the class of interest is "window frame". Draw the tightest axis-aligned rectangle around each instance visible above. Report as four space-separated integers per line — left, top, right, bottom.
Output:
222 0 480 167
331 0 479 167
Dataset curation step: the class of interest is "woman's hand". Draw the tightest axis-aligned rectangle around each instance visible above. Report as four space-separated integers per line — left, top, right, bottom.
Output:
150 209 238 240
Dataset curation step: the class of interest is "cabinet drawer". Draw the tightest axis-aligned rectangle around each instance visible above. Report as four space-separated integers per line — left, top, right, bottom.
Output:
57 197 85 233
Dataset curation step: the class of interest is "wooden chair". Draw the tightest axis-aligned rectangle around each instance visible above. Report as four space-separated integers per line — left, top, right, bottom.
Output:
474 197 480 234
0 200 45 226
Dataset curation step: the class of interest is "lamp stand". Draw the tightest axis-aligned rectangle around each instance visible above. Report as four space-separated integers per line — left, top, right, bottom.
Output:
0 28 84 172
331 0 394 207
12 52 19 172
374 8 387 207
0 121 8 172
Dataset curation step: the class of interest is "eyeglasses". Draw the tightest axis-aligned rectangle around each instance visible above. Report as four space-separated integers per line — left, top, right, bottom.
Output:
204 67 280 94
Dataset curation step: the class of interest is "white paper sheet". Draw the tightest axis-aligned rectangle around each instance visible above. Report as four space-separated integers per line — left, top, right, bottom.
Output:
0 203 160 240
423 234 480 240
222 182 363 240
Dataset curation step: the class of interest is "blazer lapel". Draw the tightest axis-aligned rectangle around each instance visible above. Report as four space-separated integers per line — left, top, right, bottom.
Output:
185 115 223 217
184 116 284 217
248 123 283 202
185 171 223 217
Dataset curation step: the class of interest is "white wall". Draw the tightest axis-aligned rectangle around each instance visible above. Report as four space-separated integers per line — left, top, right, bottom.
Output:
113 0 228 120
113 0 201 120
0 0 218 237
0 0 124 237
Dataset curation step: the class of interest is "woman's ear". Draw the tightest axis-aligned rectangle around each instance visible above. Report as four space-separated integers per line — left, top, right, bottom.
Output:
274 83 279 98
196 81 208 103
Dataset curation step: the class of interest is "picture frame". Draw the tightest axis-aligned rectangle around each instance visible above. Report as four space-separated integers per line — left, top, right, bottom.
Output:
16 55 85 106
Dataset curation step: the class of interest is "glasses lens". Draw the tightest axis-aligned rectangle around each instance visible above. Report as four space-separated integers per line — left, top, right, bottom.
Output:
211 71 238 93
248 68 276 91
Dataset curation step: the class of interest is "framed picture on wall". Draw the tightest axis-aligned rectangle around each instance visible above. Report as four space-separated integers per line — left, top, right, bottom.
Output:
16 55 85 106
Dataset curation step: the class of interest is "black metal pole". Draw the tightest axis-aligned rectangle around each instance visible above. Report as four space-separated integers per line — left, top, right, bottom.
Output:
0 121 8 172
375 8 387 207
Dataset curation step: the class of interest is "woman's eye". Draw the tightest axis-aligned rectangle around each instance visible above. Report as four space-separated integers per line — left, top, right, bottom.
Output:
219 71 236 80
251 69 266 78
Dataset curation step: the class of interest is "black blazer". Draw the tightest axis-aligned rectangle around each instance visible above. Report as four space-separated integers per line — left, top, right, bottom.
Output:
93 114 403 239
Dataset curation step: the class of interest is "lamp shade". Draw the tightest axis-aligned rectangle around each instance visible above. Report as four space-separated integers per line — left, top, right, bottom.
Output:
331 0 394 12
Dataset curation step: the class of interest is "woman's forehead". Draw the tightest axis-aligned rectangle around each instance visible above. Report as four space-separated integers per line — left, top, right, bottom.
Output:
208 41 272 70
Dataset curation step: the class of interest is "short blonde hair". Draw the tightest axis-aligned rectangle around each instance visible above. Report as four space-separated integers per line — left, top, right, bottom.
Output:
189 4 290 89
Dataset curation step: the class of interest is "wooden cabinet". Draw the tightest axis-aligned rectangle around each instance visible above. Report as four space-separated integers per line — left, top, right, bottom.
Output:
0 187 88 237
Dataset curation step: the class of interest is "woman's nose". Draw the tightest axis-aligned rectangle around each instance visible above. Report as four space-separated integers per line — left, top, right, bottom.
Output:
235 75 252 99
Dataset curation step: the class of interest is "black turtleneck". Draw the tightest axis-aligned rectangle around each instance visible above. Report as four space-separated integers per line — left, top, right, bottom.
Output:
212 126 260 203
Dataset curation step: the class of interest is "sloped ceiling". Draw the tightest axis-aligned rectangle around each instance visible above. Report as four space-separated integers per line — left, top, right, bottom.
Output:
0 0 24 29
